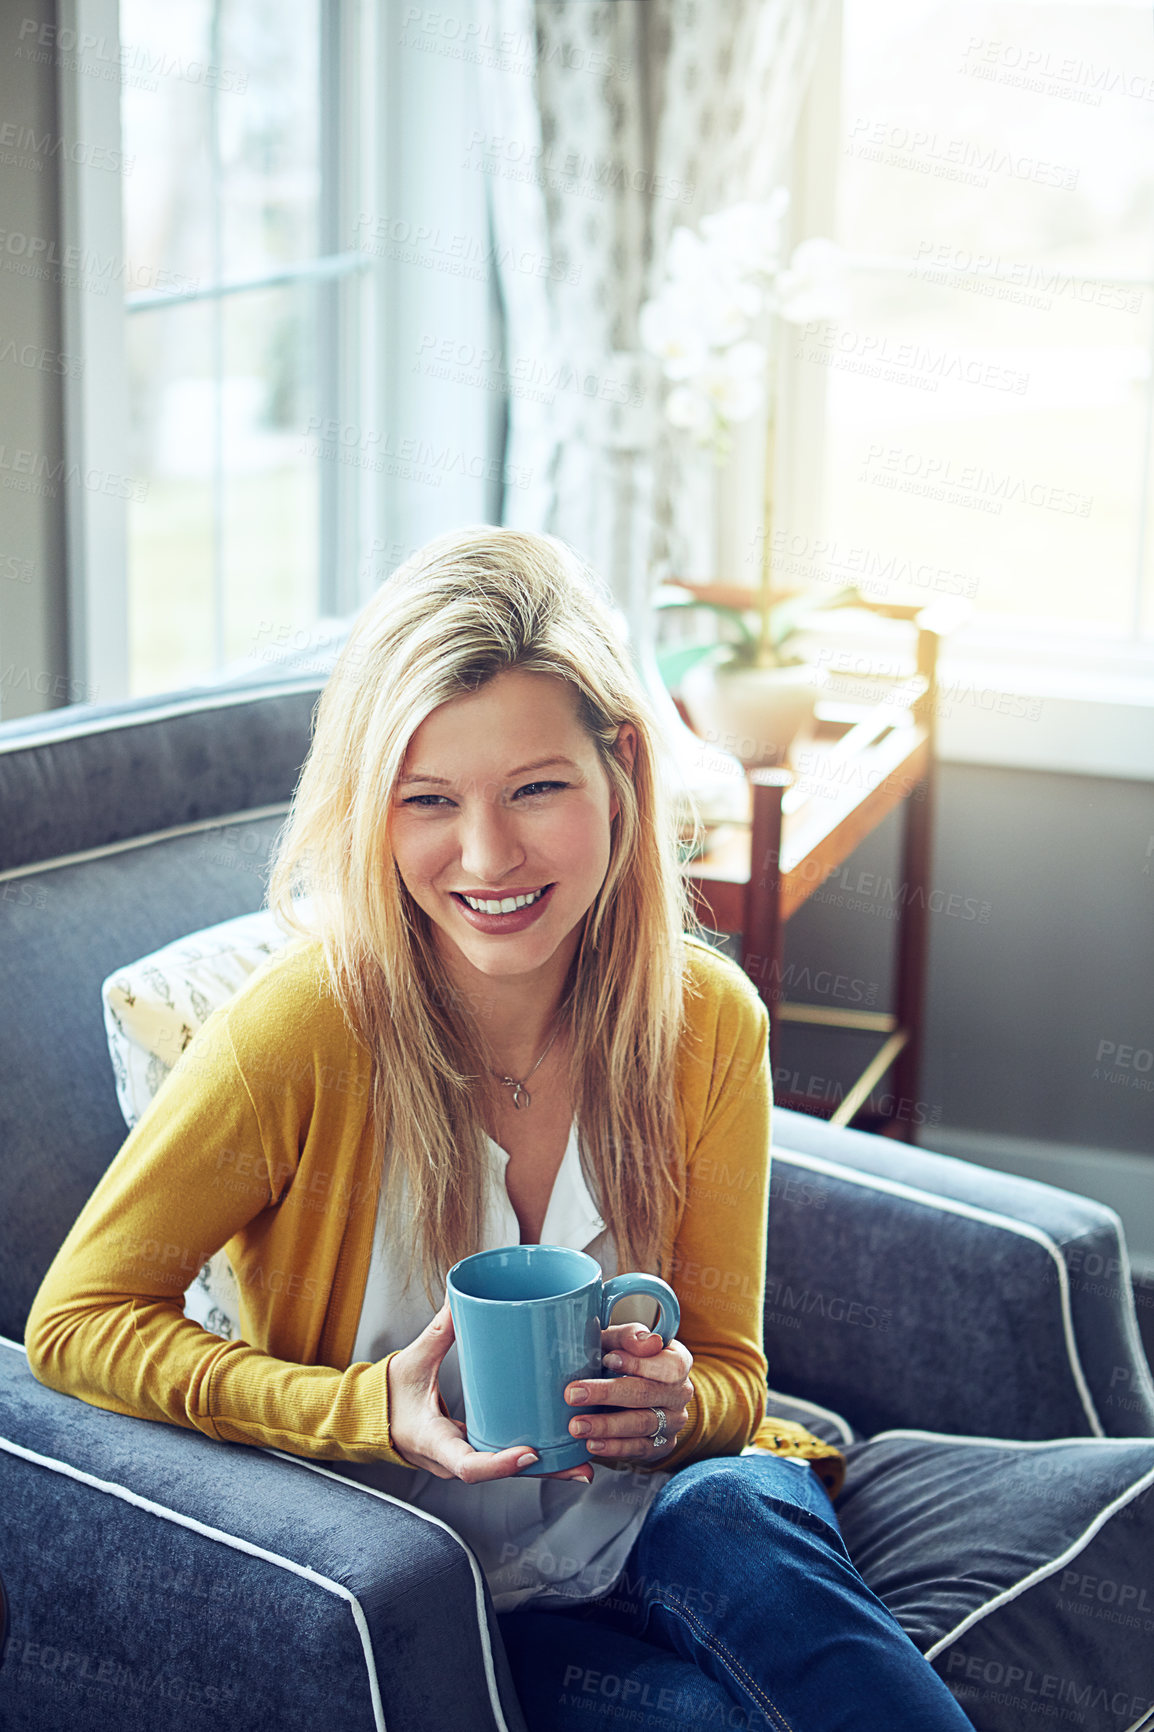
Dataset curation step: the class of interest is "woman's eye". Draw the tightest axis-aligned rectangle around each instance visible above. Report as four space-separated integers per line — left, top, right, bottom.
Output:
401 782 566 809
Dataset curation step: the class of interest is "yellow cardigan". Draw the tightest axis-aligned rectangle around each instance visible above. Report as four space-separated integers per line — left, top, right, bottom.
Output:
26 935 845 1496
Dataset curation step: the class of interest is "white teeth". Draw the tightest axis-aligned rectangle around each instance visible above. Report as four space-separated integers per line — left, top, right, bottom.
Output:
462 887 547 914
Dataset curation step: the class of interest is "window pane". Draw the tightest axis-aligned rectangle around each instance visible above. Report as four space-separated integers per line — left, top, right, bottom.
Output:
120 0 214 290
121 0 320 284
120 0 327 697
221 285 319 668
823 0 1154 638
125 286 320 698
126 300 215 693
218 2 320 278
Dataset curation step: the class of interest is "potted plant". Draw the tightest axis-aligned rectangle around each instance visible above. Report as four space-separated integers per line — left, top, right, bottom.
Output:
640 197 851 767
654 579 862 768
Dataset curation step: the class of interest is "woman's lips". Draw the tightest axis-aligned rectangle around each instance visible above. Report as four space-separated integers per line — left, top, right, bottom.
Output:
451 883 556 934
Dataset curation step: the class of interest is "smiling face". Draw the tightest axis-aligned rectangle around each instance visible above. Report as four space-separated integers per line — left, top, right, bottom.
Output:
389 669 636 997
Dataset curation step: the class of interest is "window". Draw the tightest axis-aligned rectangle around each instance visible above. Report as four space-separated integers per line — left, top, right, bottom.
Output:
746 0 1154 779
56 0 381 700
117 2 322 693
809 0 1154 654
58 0 499 705
113 0 376 697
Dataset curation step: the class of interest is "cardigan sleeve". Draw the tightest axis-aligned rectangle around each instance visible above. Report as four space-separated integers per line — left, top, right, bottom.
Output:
648 964 773 1475
25 991 410 1466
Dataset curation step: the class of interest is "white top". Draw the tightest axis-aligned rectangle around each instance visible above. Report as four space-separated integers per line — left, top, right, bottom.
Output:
345 1119 669 1613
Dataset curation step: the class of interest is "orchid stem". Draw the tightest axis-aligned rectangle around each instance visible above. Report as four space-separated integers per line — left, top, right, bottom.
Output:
755 385 778 669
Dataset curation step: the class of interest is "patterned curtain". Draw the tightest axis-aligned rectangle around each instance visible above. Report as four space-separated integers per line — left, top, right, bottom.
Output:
476 0 832 645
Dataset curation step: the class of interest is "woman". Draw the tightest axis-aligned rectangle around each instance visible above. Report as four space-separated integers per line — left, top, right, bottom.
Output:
27 527 973 1730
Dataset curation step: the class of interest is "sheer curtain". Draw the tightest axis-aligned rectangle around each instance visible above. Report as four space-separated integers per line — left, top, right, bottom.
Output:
476 0 832 647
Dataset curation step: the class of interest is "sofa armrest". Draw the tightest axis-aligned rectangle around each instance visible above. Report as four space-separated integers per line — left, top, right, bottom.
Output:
766 1109 1154 1442
0 1344 526 1732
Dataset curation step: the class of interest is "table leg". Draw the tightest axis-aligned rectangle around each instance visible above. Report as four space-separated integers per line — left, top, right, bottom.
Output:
891 765 934 1141
743 772 789 1064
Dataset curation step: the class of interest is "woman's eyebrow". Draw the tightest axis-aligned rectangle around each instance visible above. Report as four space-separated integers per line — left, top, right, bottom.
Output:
398 756 580 787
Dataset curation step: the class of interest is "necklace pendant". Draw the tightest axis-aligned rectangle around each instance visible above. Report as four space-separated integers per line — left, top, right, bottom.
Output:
510 1082 530 1109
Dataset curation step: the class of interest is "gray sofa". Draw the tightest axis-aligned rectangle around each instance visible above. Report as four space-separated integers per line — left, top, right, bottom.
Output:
2 680 1154 1732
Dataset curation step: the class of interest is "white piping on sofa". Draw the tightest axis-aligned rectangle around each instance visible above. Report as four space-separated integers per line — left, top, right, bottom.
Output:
0 804 291 883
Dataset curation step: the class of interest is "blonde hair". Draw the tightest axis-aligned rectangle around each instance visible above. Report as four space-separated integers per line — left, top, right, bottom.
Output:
269 525 706 1304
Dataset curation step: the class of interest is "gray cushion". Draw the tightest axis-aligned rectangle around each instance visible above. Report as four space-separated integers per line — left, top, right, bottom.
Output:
750 1389 1154 1729
838 1430 1154 1731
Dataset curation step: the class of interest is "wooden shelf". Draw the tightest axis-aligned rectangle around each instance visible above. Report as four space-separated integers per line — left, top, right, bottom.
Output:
674 611 948 1139
686 714 930 931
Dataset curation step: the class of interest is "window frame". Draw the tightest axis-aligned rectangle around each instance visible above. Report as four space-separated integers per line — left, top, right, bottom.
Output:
58 0 131 702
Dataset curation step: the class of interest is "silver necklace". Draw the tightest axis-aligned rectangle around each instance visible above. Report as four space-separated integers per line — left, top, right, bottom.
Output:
488 1005 568 1110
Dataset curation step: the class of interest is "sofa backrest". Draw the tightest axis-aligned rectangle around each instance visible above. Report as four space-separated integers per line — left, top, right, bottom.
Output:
0 681 325 1341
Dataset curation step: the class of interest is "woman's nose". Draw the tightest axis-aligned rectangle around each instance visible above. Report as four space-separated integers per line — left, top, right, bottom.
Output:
456 796 526 882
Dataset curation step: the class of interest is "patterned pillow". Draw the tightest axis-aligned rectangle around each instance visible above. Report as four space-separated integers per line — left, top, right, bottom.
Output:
101 907 301 1338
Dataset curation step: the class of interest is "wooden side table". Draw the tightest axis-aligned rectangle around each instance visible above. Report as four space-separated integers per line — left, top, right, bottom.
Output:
680 604 949 1140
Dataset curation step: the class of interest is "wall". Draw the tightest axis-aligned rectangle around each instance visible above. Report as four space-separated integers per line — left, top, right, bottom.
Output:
0 0 69 722
774 761 1154 1260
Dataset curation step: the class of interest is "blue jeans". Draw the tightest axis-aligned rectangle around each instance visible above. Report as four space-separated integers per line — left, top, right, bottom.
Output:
498 1453 975 1732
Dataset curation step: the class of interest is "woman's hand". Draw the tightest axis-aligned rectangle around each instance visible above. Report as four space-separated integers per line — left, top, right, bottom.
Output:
385 1299 595 1484
564 1323 694 1464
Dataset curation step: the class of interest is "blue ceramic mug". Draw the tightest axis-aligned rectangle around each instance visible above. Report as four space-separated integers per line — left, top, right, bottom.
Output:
446 1244 680 1475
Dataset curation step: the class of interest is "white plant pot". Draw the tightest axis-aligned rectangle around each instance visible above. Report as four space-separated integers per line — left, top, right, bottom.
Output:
679 659 826 770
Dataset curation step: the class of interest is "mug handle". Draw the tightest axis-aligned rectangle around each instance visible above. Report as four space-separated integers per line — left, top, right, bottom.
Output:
599 1273 680 1346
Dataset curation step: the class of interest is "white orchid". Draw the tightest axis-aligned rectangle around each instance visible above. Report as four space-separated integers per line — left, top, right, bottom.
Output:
666 340 767 445
774 237 849 325
649 228 763 352
699 190 790 281
640 192 846 457
665 383 716 438
697 340 768 422
638 289 712 381
699 274 763 348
